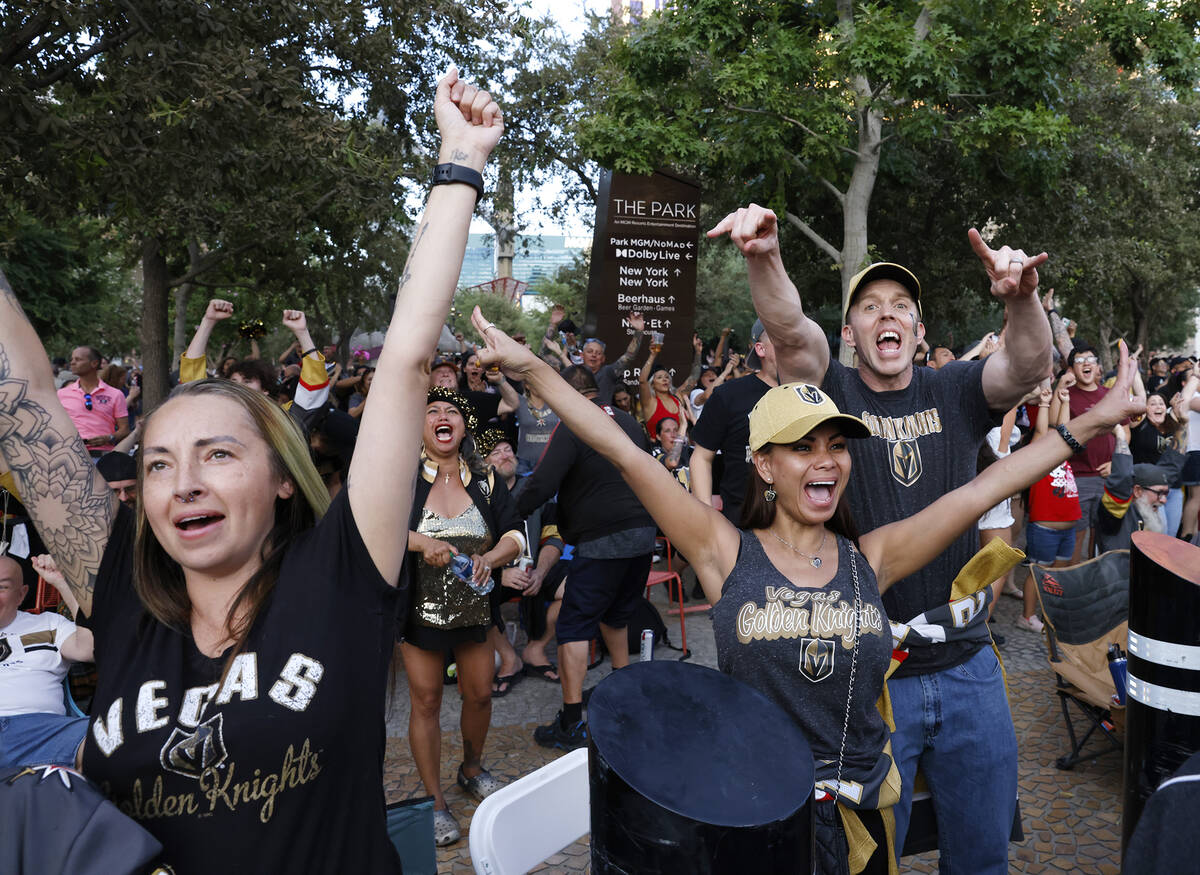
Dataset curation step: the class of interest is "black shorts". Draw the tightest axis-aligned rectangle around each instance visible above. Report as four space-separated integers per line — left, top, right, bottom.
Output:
556 553 652 644
1182 451 1200 486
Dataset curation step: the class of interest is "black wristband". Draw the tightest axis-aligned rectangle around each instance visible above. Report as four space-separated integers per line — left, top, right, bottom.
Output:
431 163 484 203
301 347 318 358
1055 423 1085 453
1048 308 1059 317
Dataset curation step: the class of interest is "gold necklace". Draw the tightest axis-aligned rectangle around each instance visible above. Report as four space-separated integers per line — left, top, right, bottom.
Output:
768 527 828 568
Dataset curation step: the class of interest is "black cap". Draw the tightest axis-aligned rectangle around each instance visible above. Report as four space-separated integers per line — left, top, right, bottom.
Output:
745 319 766 370
96 451 136 483
1132 464 1168 489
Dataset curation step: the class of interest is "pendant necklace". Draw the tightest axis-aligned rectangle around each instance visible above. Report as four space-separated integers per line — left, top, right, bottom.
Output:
769 527 828 568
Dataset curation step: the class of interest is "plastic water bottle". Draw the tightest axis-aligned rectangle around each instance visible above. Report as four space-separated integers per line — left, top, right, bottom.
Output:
450 552 493 595
1107 643 1128 706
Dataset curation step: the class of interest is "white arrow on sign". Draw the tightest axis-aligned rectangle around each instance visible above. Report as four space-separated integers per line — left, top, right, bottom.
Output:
665 320 672 328
674 269 681 276
685 253 692 260
668 295 676 302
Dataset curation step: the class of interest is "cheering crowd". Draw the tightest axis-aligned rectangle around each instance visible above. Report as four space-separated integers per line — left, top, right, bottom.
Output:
0 67 1196 875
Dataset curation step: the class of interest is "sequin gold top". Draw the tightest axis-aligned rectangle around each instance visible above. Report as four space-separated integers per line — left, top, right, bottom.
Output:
413 503 494 628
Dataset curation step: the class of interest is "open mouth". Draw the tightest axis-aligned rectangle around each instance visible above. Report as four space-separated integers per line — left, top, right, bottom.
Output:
804 481 836 505
876 330 902 354
434 424 455 443
175 513 225 533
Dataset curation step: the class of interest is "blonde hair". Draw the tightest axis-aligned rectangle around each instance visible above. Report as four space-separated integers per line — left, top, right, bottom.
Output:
133 379 330 670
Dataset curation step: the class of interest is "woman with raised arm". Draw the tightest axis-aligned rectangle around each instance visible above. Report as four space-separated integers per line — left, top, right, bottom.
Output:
470 308 1142 875
0 68 502 873
637 337 688 436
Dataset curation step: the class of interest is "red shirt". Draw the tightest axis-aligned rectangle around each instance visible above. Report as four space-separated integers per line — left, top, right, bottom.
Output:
1066 384 1113 476
57 379 128 450
1029 462 1081 523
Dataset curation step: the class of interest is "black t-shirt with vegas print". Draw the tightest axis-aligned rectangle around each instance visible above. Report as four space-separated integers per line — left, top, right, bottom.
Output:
81 494 402 874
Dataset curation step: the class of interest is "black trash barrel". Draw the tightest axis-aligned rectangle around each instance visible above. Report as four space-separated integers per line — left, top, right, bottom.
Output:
587 661 813 874
1122 531 1200 855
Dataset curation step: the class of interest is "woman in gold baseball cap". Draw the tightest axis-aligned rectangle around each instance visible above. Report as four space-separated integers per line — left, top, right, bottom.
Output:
471 306 1143 874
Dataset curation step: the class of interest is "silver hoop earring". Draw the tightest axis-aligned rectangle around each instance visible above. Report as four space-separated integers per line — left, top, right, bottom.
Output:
764 487 777 502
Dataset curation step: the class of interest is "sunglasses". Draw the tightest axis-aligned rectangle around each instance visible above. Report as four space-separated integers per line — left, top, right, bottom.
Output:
583 338 606 350
1073 356 1098 365
83 392 93 411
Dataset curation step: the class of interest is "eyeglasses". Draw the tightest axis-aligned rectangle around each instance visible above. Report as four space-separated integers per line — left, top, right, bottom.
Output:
1145 487 1170 499
1073 355 1098 365
83 392 93 411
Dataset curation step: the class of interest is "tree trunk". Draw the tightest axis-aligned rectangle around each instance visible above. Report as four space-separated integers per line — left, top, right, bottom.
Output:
170 241 202 361
141 237 172 410
493 161 517 280
838 98 883 365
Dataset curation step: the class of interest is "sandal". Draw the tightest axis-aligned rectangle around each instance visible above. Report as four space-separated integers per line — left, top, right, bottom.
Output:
522 663 559 683
492 670 523 698
457 764 504 802
433 807 460 846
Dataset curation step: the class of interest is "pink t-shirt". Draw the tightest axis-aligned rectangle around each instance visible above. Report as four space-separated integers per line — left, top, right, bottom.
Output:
57 379 128 450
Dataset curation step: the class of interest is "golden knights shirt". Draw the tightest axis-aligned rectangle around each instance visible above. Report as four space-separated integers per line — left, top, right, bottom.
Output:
80 493 402 874
713 531 895 809
822 359 997 677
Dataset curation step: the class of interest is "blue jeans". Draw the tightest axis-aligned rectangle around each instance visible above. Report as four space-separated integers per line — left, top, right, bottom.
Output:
888 646 1017 874
0 712 89 769
1165 487 1183 538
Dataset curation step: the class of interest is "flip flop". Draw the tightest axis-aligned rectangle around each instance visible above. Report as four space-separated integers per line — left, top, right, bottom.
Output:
523 663 559 683
492 670 523 698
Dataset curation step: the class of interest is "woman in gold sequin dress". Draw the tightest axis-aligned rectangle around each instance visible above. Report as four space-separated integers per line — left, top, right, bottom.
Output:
403 386 524 845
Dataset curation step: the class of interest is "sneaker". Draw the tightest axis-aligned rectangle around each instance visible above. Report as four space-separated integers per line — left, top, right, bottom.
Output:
534 711 589 751
1015 614 1045 633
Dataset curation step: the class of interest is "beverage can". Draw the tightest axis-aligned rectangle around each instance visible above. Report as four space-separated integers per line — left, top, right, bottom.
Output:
640 629 654 662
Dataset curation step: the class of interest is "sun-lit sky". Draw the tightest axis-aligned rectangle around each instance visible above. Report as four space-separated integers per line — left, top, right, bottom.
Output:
464 0 609 238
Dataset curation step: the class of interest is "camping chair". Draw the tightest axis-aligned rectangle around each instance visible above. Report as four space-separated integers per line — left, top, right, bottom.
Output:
1030 550 1129 770
469 747 590 875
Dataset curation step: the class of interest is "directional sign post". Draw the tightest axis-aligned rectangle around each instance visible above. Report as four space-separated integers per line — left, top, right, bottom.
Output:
584 169 700 386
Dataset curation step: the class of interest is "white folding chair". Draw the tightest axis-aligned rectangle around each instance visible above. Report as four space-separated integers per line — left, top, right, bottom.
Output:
469 747 590 874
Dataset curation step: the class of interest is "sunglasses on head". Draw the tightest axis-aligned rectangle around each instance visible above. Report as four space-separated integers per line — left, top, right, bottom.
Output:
84 392 93 411
583 338 606 350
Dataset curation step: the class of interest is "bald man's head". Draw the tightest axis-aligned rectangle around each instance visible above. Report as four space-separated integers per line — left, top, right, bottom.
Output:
0 555 27 628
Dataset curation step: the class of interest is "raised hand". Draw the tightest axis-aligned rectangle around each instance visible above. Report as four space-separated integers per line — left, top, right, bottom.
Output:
693 333 703 354
628 311 645 332
967 228 1049 302
205 299 234 322
435 66 503 166
30 554 66 590
549 304 565 327
281 309 307 334
707 204 779 257
471 306 540 377
1041 288 1056 313
1085 341 1145 429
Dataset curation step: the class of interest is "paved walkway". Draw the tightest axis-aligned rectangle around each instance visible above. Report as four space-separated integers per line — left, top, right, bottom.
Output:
383 576 1126 873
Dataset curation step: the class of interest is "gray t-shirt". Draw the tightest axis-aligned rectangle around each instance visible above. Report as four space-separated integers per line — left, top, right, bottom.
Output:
822 359 996 677
516 396 559 470
712 530 894 808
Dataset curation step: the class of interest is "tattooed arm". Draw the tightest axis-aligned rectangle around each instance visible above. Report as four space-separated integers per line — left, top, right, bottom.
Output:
0 272 117 617
348 66 503 586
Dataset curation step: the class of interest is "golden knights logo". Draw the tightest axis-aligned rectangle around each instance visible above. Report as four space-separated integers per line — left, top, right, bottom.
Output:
890 439 922 487
160 712 228 778
794 384 825 405
798 638 835 682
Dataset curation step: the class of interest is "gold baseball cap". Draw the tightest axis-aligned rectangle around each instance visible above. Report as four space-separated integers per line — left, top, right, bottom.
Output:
842 262 922 324
748 383 871 452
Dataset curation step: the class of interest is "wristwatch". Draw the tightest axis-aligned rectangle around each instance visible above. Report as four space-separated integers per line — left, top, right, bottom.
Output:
431 163 484 203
